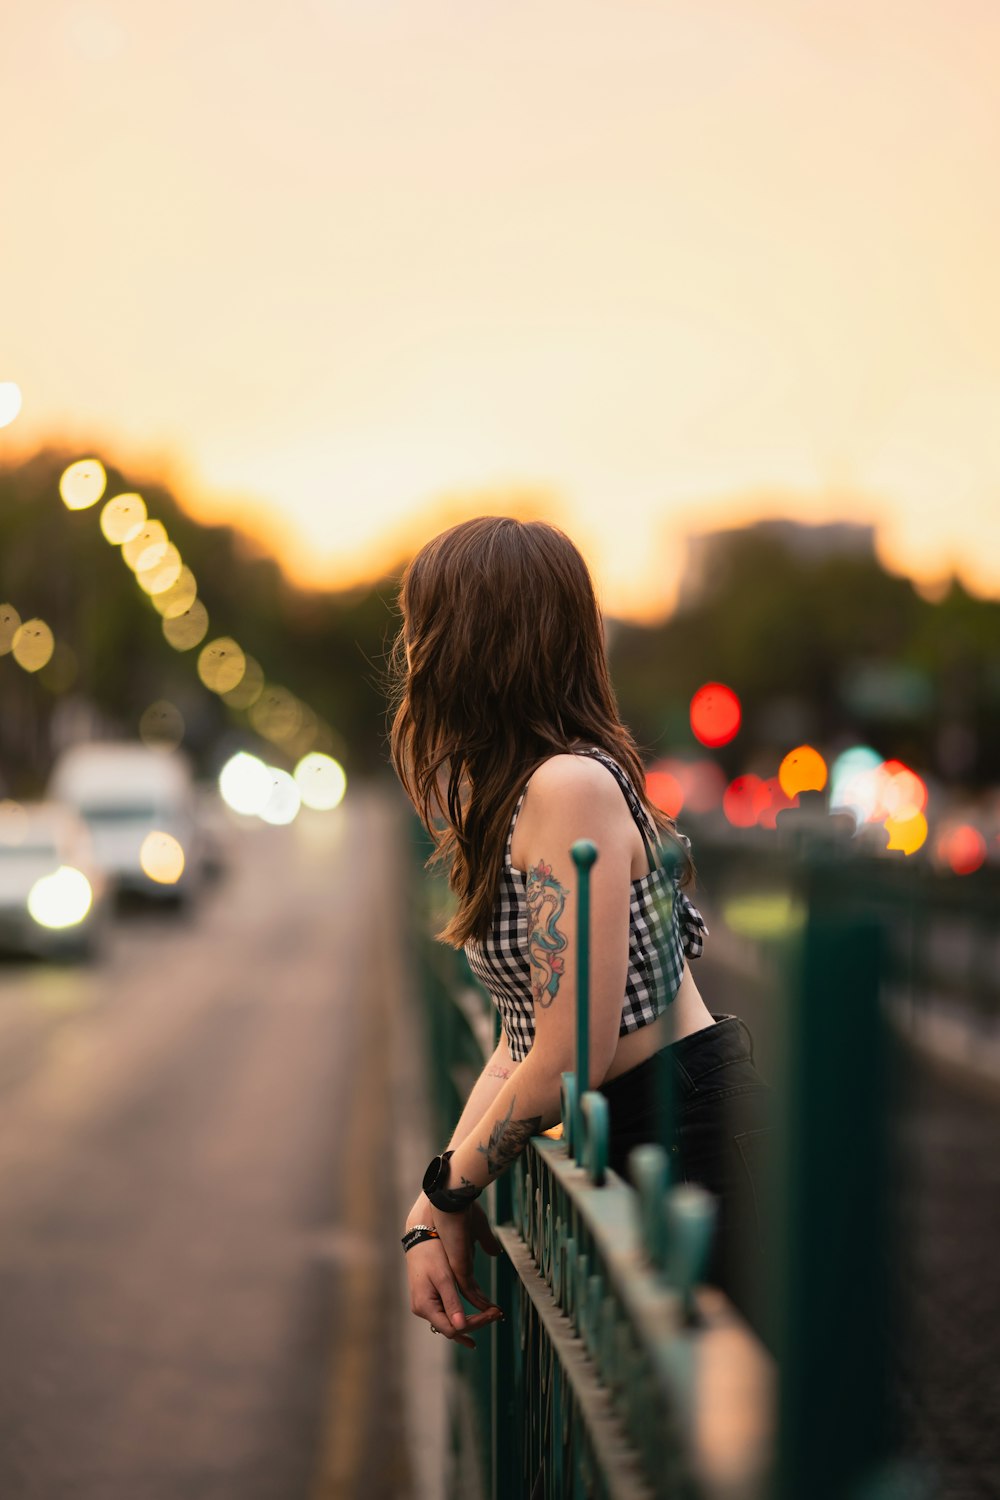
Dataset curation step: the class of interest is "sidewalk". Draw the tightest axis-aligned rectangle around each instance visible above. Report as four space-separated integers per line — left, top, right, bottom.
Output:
306 792 451 1500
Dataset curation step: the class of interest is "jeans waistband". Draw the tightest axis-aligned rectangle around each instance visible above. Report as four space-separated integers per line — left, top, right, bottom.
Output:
669 1013 756 1078
601 1014 757 1107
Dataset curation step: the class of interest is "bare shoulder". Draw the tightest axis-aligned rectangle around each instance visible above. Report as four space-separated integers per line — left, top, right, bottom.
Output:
513 753 639 868
523 753 624 808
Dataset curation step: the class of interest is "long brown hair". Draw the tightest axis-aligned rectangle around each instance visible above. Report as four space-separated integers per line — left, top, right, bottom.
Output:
389 517 689 946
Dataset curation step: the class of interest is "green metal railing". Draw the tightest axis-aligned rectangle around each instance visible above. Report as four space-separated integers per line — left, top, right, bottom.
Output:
408 813 976 1498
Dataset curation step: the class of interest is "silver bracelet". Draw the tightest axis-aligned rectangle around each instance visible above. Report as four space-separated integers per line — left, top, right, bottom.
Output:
401 1224 440 1253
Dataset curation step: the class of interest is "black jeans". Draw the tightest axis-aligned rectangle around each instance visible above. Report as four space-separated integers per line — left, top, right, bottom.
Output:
599 1013 773 1338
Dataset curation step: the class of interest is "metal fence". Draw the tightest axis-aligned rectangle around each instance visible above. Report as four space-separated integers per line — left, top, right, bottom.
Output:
408 813 997 1499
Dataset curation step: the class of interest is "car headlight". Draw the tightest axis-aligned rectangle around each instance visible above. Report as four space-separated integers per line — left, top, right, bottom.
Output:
27 866 94 929
139 831 185 884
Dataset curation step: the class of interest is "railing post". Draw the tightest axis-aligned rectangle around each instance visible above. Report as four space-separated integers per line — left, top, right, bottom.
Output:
773 863 897 1500
571 839 598 1147
654 841 680 1169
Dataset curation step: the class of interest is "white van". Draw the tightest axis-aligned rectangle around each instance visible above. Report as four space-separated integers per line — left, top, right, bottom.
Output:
48 742 203 903
0 801 111 959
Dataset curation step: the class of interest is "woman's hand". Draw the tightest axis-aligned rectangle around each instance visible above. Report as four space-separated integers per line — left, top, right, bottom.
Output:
405 1204 502 1348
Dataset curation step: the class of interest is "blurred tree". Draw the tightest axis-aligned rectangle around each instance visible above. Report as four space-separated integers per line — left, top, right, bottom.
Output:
4 456 998 799
609 526 1000 786
0 449 401 794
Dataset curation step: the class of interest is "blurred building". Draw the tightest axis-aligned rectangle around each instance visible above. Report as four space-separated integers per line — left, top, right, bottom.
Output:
677 519 877 610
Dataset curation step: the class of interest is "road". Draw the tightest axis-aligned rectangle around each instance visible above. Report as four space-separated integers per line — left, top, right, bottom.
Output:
0 788 415 1500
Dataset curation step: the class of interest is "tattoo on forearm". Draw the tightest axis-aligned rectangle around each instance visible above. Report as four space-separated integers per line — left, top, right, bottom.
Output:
476 1095 543 1177
446 1175 481 1204
526 859 569 1007
486 1064 513 1080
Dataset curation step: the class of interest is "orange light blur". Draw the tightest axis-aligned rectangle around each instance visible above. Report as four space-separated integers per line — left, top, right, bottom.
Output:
778 745 828 799
885 811 929 856
690 683 741 748
646 765 684 819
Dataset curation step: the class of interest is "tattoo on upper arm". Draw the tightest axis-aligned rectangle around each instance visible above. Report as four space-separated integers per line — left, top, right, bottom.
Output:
526 859 569 1008
486 1064 513 1080
477 1094 544 1177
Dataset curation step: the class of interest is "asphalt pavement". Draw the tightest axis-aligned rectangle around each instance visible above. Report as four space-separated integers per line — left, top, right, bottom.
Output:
0 787 417 1500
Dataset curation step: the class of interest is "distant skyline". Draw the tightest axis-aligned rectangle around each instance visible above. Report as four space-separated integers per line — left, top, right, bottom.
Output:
4 1 999 619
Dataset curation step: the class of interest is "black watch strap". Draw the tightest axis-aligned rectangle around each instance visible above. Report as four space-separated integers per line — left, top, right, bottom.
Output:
422 1149 482 1214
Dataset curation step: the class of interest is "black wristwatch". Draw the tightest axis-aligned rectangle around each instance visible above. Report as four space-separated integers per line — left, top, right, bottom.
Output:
422 1150 482 1214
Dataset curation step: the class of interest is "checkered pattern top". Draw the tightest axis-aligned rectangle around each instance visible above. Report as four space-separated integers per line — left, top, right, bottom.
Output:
465 747 708 1063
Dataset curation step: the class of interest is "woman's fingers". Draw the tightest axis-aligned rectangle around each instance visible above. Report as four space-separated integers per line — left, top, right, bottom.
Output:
417 1289 501 1347
434 1215 498 1312
405 1227 502 1347
426 1304 503 1348
430 1264 469 1333
455 1273 495 1313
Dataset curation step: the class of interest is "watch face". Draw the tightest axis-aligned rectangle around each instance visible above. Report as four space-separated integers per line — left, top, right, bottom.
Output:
422 1153 449 1195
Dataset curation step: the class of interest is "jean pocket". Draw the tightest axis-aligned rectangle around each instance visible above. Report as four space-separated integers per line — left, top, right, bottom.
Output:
733 1126 772 1257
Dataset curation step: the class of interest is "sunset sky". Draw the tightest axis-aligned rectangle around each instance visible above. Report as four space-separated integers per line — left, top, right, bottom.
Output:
4 1 999 618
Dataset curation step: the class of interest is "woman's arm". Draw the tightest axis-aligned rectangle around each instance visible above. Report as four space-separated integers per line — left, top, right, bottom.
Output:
404 1034 517 1229
430 759 635 1273
402 1036 516 1345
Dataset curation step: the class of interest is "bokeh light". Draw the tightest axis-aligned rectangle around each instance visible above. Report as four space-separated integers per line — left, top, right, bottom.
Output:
151 567 198 619
218 752 273 816
221 654 265 710
219 752 273 816
936 824 987 876
163 601 209 651
286 704 319 759
885 811 929 856
0 603 22 655
259 768 301 826
722 892 806 939
250 685 302 742
646 756 725 816
27 866 93 929
12 618 55 672
757 777 799 830
294 753 347 811
197 636 246 694
0 382 23 428
122 520 169 573
723 774 769 828
100 492 147 544
646 763 684 818
877 760 928 822
778 745 828 799
829 746 883 824
680 759 726 815
136 544 183 596
139 700 185 750
690 682 741 748
59 458 107 511
139 831 186 885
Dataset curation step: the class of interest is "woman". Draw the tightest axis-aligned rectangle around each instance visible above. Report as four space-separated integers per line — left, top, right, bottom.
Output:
390 517 772 1347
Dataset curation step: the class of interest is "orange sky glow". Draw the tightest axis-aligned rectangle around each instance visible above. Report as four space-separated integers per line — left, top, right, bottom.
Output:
3 1 999 620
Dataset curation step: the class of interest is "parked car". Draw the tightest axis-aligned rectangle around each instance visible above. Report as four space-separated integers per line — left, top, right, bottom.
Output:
47 742 204 904
0 801 111 960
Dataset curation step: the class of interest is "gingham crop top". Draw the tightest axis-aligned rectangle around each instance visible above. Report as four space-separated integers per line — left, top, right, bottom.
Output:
464 747 708 1063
